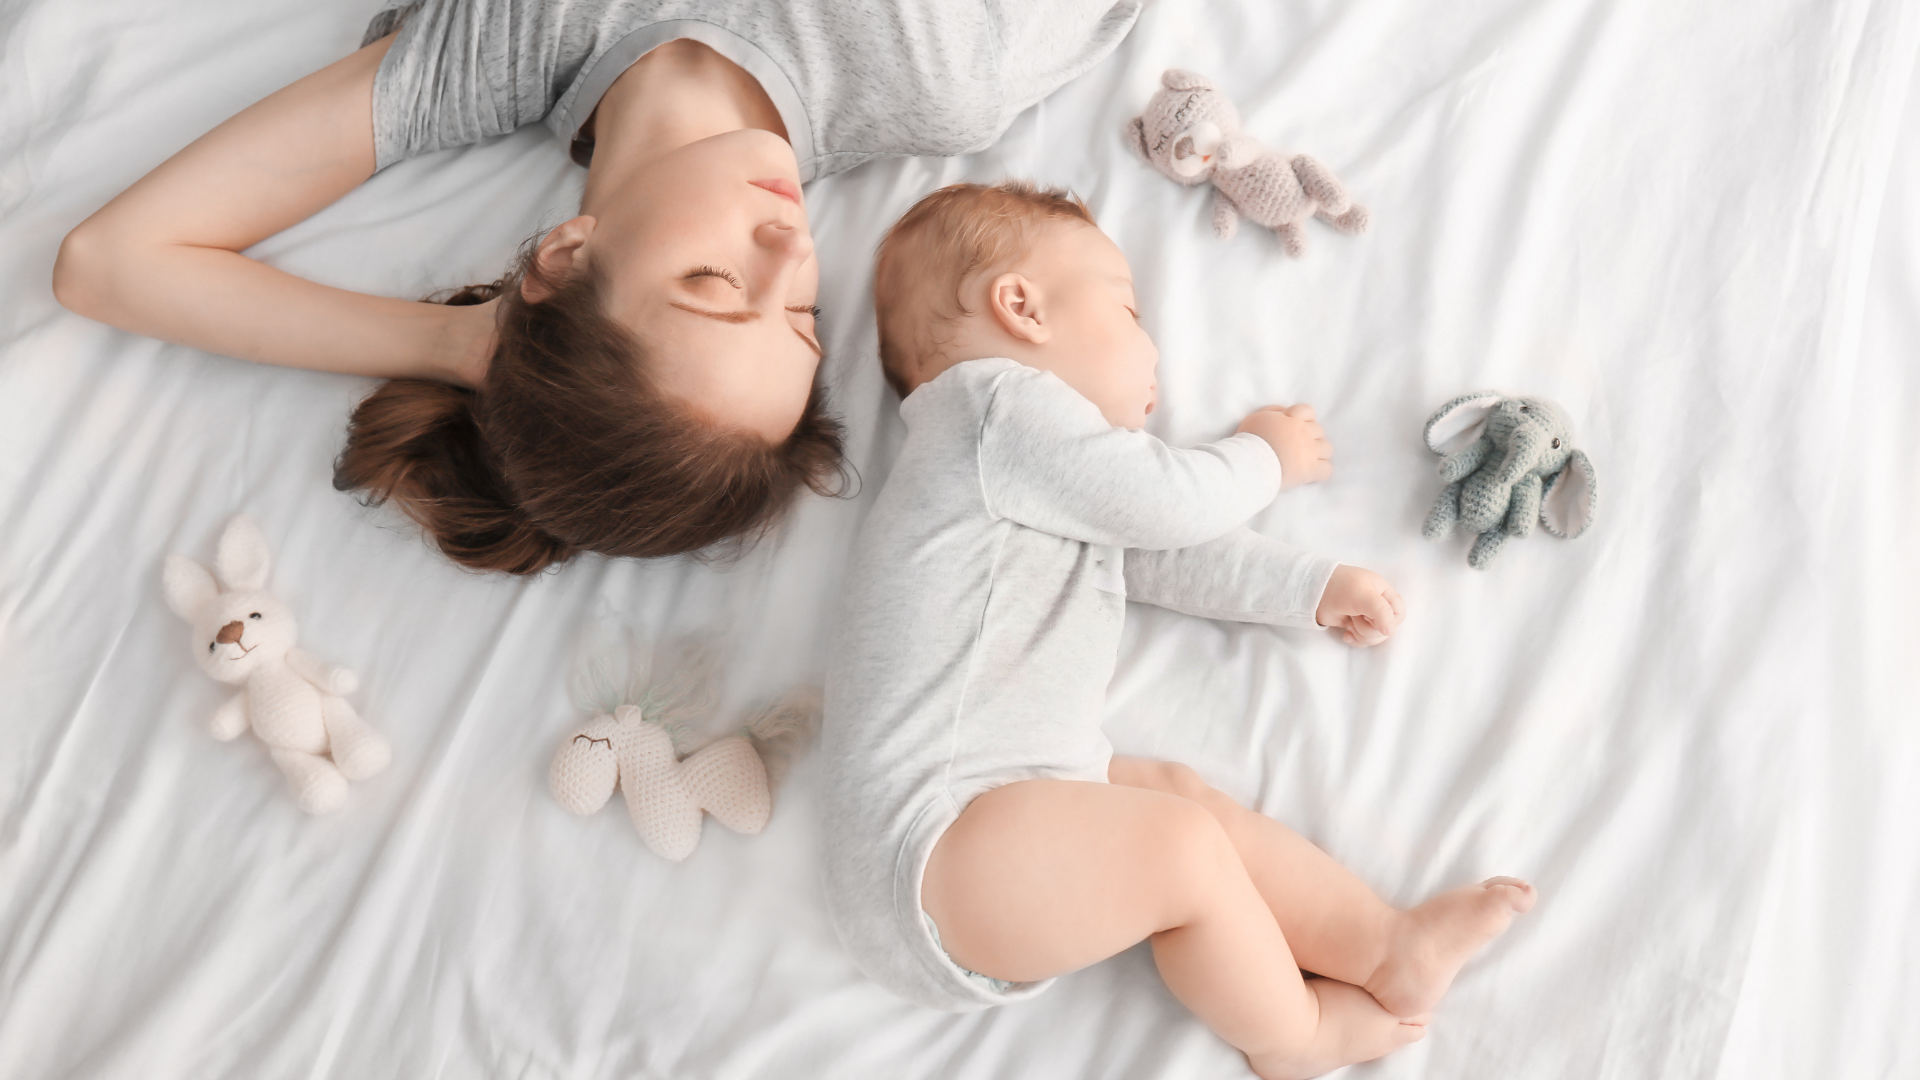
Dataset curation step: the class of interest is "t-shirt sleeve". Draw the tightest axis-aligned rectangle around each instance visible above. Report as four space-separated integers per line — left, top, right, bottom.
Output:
367 0 565 171
1122 528 1338 628
976 366 1283 550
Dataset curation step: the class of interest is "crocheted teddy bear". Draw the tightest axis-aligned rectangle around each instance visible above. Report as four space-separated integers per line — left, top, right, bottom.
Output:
163 515 390 813
1126 68 1369 256
549 705 773 862
1420 392 1599 569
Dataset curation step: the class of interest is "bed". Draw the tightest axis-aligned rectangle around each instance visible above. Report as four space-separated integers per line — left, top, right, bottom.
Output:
2 0 1916 1076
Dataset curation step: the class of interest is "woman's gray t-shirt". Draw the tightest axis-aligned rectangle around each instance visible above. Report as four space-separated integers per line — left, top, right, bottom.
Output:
362 0 1145 180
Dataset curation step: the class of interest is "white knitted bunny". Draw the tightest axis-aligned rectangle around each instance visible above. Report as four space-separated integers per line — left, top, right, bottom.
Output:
549 706 772 861
163 515 390 814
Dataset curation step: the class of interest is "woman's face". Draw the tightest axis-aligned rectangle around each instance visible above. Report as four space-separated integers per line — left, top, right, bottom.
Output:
582 128 822 441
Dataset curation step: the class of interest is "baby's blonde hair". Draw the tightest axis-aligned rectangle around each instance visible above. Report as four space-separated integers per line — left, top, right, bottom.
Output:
873 181 1095 398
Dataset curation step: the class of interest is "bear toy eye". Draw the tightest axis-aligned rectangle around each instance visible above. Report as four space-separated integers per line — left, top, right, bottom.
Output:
208 643 216 652
249 612 261 620
1552 438 1562 449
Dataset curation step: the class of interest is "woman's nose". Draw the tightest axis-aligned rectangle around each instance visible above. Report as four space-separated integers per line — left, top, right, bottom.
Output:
755 221 814 264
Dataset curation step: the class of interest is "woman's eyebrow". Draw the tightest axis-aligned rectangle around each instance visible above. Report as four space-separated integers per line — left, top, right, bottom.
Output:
670 301 756 324
670 301 821 357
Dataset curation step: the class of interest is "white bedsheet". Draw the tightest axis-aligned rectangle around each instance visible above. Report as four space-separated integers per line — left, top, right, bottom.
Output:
3 1 1916 1077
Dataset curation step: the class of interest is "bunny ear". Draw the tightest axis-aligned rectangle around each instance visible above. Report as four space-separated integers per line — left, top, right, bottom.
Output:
1124 116 1149 159
1541 449 1597 538
1424 391 1505 455
216 515 271 592
163 555 218 619
1161 69 1215 92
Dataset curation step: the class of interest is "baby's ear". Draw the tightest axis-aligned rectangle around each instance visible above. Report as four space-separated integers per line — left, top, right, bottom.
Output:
1124 116 1150 159
163 555 218 620
1541 449 1597 538
1161 69 1215 92
216 514 272 592
1423 391 1506 455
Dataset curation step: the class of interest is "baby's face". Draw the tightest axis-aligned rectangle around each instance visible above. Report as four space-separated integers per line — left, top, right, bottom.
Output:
1017 222 1160 429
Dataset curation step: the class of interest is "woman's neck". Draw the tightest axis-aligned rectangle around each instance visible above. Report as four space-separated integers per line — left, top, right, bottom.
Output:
580 40 786 213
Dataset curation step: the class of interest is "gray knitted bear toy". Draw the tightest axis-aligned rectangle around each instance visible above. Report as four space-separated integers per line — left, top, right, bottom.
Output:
1421 392 1598 569
1125 68 1369 256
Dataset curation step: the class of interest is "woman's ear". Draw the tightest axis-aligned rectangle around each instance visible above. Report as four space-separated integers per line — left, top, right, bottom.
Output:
986 272 1051 345
523 216 598 303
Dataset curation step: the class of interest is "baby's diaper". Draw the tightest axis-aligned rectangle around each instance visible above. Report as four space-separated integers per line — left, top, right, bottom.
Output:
923 911 1015 994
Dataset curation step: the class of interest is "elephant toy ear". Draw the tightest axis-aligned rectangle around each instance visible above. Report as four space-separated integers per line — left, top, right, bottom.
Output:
1541 449 1597 538
1423 391 1505 455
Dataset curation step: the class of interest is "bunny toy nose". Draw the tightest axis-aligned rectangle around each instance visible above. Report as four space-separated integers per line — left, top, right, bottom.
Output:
215 621 245 645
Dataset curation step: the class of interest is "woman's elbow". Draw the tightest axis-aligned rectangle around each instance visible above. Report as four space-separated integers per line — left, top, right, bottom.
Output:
52 220 118 321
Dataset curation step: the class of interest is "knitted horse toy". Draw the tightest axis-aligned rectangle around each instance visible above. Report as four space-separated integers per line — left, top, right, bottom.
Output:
1421 392 1599 568
1126 68 1369 255
549 706 772 861
163 515 390 813
548 630 815 860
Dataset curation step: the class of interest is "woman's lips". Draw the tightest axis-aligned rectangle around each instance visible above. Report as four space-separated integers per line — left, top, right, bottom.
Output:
750 177 803 205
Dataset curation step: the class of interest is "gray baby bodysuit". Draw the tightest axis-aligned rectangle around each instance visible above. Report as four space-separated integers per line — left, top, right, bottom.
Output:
362 0 1144 179
820 358 1337 1012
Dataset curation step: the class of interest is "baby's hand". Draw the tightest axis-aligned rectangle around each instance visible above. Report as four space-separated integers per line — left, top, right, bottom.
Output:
1315 565 1405 647
1238 405 1332 490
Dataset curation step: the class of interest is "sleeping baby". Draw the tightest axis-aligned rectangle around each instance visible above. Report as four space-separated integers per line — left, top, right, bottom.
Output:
820 182 1535 1079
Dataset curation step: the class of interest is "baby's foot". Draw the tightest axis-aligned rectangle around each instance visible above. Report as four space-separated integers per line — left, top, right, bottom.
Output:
1245 979 1427 1080
1364 876 1536 1016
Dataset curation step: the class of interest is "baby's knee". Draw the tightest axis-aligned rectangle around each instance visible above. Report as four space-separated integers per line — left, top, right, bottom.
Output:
1151 796 1244 913
1116 758 1236 815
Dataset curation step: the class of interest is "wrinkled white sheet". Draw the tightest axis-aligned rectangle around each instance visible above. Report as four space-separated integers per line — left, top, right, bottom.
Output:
2 0 1916 1077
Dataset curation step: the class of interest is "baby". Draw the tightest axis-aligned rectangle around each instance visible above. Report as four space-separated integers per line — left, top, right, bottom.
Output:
820 182 1535 1079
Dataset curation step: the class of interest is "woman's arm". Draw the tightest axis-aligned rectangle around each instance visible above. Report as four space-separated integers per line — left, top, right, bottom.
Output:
51 34 494 386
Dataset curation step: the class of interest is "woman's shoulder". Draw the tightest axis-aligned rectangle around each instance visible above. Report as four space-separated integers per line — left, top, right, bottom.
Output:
699 0 1146 180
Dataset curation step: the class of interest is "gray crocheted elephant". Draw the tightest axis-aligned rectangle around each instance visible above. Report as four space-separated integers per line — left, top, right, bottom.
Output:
1421 392 1597 569
1125 69 1369 256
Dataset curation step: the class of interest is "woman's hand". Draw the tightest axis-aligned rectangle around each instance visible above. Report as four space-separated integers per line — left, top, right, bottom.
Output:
1315 564 1406 647
50 33 483 385
1238 404 1333 490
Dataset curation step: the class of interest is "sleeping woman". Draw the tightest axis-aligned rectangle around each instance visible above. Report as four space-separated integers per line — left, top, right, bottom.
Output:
52 0 1147 573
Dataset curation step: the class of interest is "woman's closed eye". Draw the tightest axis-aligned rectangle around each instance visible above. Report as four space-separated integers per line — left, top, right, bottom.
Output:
685 265 742 288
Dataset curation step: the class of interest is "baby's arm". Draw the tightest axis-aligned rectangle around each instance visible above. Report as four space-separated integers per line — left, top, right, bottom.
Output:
979 367 1285 550
1123 528 1337 629
1126 533 1406 646
51 34 493 386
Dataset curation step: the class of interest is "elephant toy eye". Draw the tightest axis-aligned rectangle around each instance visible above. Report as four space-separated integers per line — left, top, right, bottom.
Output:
249 612 261 619
208 643 216 652
1552 438 1562 449
1520 405 1531 412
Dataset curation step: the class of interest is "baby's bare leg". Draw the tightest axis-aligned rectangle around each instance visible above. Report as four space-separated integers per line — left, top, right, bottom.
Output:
924 780 1423 1078
1110 757 1536 1017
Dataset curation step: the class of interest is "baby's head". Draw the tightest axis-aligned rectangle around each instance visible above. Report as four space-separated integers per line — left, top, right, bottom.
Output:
874 182 1160 428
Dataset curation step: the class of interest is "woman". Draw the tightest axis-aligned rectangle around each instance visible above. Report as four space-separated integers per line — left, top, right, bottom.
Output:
52 0 1145 572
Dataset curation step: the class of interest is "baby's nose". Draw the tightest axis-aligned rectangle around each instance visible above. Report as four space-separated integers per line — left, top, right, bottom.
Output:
215 620 245 645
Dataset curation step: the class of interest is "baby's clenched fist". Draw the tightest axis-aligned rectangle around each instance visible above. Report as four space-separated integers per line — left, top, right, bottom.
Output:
1315 565 1406 647
1239 404 1333 490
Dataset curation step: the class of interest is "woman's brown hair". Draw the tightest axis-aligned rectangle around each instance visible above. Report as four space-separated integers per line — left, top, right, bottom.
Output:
333 242 846 574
